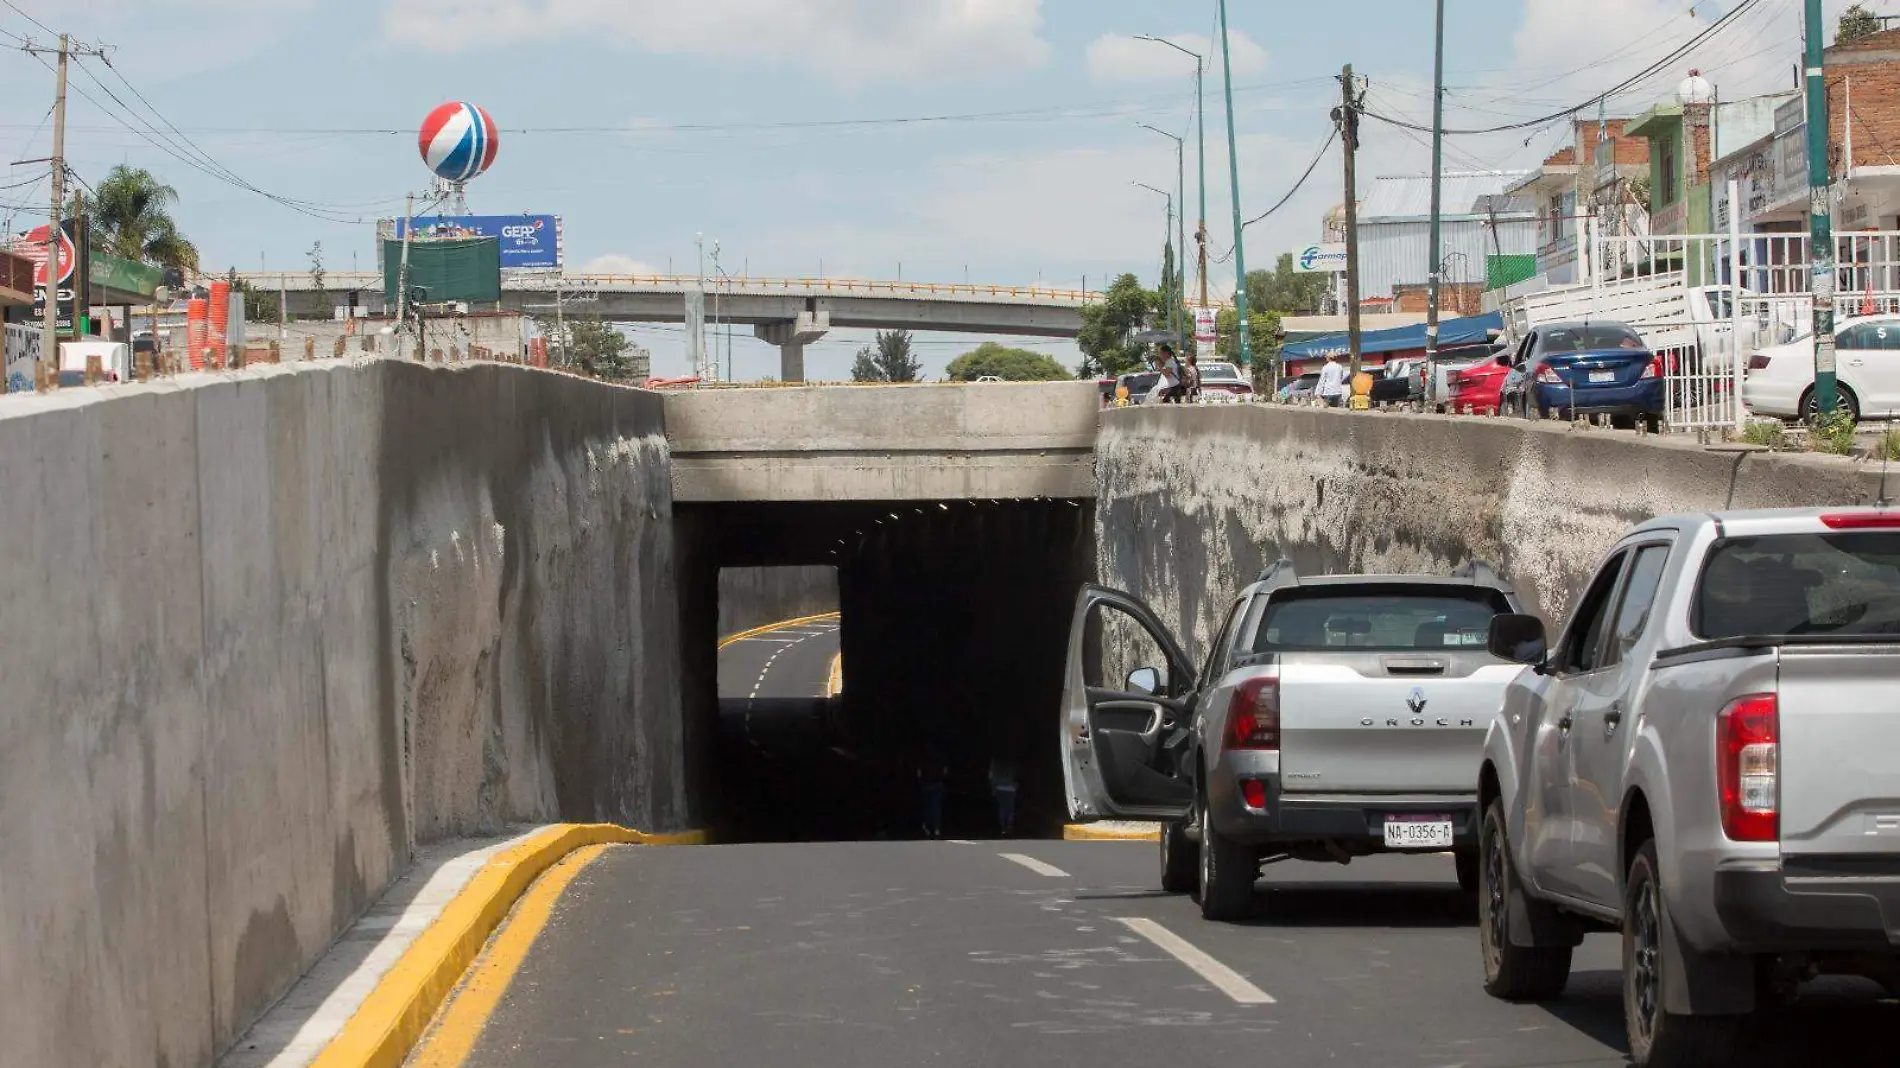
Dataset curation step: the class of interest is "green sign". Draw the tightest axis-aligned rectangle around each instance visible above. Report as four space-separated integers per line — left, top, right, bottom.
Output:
89 253 163 300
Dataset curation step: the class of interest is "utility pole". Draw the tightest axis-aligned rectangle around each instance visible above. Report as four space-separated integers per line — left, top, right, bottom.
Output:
1217 0 1252 366
20 34 76 389
395 192 417 356
1424 0 1446 403
1337 64 1365 377
1804 0 1837 416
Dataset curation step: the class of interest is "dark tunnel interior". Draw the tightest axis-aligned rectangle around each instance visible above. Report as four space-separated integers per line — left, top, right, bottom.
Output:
678 498 1096 843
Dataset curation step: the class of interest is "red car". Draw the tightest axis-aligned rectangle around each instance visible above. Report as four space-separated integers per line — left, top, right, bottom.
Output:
1447 354 1512 414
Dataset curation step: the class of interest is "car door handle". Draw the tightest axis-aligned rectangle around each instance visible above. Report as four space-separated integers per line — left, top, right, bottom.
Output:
1557 713 1573 732
1604 703 1624 732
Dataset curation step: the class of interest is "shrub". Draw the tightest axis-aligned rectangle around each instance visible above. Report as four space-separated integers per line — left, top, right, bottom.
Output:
1739 421 1786 449
1808 409 1858 456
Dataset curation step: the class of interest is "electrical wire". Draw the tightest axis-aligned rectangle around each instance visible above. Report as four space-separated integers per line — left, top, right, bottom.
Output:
1240 128 1338 231
1363 0 1764 137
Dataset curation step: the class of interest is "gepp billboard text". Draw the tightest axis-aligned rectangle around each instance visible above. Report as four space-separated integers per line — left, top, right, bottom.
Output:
393 214 562 270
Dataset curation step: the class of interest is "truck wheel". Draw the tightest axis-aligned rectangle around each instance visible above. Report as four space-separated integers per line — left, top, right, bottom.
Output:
1159 816 1197 894
1479 800 1571 1001
1624 840 1739 1067
1195 791 1255 921
1454 847 1480 895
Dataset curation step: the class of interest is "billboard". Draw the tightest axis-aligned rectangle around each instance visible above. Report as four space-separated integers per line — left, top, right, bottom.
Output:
1293 242 1348 273
1194 306 1218 360
390 214 561 270
7 218 90 334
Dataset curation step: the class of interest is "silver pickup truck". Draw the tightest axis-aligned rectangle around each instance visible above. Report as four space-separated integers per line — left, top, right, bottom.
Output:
1478 507 1900 1068
1061 560 1528 921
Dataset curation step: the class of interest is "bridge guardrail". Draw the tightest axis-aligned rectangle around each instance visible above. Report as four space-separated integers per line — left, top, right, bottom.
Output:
222 271 1100 304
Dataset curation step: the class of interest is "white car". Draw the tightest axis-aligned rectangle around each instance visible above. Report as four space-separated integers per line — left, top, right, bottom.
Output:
1742 314 1900 422
975 375 1003 383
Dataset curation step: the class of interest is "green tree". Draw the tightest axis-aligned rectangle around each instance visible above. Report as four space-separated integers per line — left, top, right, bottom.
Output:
1077 272 1161 379
1840 3 1880 43
946 341 1074 381
852 329 923 382
1215 307 1281 364
536 313 636 380
79 165 199 273
1248 253 1331 316
226 267 280 326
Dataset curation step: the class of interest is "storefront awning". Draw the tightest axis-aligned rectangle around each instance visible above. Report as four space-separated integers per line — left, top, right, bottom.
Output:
1280 311 1504 361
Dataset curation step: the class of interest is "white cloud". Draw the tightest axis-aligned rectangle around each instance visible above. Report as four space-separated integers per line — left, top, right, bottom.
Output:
1086 30 1266 85
381 0 1050 84
580 253 660 275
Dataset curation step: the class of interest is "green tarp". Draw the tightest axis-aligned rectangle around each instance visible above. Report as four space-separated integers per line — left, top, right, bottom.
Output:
1485 254 1539 292
381 237 502 305
90 253 162 301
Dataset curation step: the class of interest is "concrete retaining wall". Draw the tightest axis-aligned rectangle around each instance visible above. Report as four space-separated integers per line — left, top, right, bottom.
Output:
717 566 839 636
1096 405 1891 662
0 360 684 1068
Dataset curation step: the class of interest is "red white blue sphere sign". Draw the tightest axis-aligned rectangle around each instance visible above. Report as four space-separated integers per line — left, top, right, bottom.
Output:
418 102 500 184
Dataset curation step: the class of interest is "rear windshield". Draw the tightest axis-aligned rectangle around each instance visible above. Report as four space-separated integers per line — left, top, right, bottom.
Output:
1694 532 1900 639
1200 363 1242 381
1541 325 1644 352
1250 585 1513 652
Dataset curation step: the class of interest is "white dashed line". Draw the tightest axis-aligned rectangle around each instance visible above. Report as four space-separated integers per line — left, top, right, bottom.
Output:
1114 917 1276 1005
998 853 1069 878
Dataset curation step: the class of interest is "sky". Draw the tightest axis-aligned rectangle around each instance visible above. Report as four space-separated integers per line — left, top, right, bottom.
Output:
0 0 1892 380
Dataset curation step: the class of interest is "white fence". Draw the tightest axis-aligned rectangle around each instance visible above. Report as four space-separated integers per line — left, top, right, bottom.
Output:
1513 191 1898 430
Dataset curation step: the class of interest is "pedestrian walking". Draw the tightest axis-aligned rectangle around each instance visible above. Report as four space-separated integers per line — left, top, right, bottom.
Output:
1316 351 1350 408
1156 344 1186 404
988 755 1019 837
918 751 949 839
1183 352 1203 403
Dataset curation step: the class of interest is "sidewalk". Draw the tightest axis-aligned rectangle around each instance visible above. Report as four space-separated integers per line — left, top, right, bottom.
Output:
218 826 551 1068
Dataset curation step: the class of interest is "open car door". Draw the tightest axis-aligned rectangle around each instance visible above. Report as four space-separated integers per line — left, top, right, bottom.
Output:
1061 585 1198 822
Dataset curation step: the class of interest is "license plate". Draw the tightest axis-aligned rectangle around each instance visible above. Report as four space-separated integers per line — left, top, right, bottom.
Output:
1383 818 1454 850
1588 370 1615 383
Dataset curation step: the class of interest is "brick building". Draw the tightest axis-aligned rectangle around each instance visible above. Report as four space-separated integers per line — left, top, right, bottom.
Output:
1506 118 1652 285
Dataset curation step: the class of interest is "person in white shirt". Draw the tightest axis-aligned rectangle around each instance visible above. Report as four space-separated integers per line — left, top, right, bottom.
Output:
1315 352 1349 407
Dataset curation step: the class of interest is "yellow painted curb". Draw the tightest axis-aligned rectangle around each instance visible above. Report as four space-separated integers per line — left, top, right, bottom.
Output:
1064 823 1162 842
310 823 701 1068
825 651 844 698
717 612 841 650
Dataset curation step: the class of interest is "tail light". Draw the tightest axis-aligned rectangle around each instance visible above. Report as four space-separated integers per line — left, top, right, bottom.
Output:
1747 353 1772 371
1717 693 1779 842
1535 362 1563 385
1228 676 1281 750
1640 358 1660 379
1820 511 1900 529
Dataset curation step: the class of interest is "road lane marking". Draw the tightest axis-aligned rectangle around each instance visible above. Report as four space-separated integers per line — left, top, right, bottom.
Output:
1113 917 1275 1005
717 612 841 650
409 844 614 1067
999 853 1070 877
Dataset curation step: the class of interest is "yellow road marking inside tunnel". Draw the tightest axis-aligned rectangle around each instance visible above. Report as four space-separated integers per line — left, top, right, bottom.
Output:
718 612 841 650
409 844 614 1068
826 651 844 697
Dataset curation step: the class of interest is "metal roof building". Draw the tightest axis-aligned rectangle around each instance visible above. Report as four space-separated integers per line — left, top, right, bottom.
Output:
1353 173 1539 301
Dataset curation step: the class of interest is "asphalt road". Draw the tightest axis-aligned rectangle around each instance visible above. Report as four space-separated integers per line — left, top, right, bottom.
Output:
718 615 840 704
440 839 1900 1068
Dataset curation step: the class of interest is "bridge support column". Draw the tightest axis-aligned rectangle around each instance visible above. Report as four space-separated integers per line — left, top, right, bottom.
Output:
753 311 830 383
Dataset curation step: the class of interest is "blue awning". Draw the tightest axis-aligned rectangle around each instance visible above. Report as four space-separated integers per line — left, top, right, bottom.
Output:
1281 311 1503 360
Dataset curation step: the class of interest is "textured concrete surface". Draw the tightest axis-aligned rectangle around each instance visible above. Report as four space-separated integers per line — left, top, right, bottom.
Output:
664 382 1101 502
717 566 839 637
0 360 683 1068
1095 405 1892 661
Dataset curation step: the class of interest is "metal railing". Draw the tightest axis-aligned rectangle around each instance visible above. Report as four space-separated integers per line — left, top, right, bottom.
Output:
222 270 1100 305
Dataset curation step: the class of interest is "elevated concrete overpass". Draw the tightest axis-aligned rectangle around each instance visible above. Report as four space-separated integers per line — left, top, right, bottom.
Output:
232 271 1095 381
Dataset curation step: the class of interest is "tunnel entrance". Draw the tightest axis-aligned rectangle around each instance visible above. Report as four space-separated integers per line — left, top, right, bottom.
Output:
682 499 1095 843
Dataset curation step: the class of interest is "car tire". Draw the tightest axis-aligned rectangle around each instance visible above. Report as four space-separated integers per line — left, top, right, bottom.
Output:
1479 800 1571 1001
1454 847 1480 896
1624 839 1740 1068
1195 790 1255 921
1159 815 1197 894
1800 384 1862 424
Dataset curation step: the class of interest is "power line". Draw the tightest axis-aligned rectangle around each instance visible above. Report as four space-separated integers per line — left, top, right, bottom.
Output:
1240 128 1338 231
1362 0 1764 137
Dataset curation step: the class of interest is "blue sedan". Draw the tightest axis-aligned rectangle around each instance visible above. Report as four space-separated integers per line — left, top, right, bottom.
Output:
1496 320 1664 429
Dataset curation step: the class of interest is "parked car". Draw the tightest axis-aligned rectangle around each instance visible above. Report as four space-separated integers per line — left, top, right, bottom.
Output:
975 375 1003 383
1369 358 1425 406
1114 370 1162 406
1279 372 1320 403
1478 507 1900 1067
1061 560 1529 920
1497 321 1664 429
1427 345 1502 410
1196 360 1253 402
1448 352 1513 414
1742 313 1900 423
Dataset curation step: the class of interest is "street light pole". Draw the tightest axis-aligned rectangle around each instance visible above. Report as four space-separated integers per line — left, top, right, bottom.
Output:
1135 36 1208 309
1139 123 1188 353
1803 0 1838 416
1425 0 1447 403
1134 182 1179 345
1217 0 1253 366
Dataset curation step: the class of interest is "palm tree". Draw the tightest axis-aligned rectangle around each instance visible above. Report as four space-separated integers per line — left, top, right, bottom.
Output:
78 166 198 272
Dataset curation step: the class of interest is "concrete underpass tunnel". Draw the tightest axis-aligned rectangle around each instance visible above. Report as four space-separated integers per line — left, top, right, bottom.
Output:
684 498 1095 843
